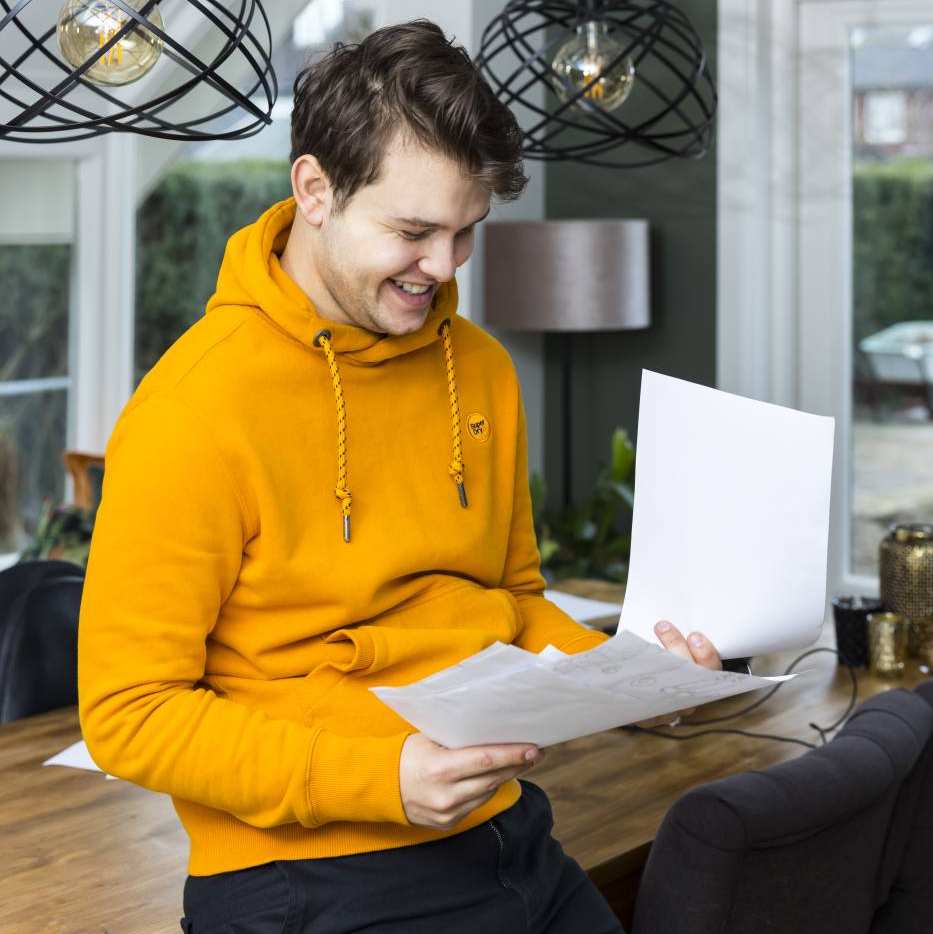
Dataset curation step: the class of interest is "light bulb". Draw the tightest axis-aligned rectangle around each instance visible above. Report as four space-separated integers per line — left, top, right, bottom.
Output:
57 0 164 87
551 20 635 112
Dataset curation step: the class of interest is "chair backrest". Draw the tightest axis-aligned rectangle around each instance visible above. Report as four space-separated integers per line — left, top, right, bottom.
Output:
871 679 933 934
0 572 85 722
0 559 84 625
631 688 933 934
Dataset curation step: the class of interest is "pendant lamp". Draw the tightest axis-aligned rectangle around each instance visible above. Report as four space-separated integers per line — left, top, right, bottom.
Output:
0 0 276 143
477 0 717 168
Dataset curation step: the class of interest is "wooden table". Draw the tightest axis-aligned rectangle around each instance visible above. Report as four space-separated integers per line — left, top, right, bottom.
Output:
2 589 930 933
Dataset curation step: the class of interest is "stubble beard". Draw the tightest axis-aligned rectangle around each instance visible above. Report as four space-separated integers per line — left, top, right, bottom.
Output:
316 240 384 334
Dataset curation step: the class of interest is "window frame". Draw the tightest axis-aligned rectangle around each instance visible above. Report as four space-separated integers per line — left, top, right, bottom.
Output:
0 137 136 561
718 0 933 601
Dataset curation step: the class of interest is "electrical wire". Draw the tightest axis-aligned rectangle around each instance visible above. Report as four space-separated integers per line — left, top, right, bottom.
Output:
622 647 861 750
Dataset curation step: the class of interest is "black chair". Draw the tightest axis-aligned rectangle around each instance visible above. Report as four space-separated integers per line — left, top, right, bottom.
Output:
631 687 933 934
0 559 84 626
870 680 933 933
0 566 85 723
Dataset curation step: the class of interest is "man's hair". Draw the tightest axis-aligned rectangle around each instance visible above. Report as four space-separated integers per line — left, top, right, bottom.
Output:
290 19 528 212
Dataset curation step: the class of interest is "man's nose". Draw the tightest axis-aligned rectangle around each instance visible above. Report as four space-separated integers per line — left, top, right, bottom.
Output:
418 239 457 283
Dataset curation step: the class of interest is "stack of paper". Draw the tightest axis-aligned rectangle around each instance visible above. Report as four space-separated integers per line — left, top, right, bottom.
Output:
373 632 794 748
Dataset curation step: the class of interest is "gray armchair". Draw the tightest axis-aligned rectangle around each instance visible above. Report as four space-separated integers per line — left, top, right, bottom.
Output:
632 685 933 934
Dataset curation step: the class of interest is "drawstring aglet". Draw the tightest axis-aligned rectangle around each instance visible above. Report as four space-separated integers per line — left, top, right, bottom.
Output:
343 514 351 543
457 481 468 509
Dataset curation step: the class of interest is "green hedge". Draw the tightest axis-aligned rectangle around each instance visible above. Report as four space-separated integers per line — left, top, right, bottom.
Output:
0 244 70 384
853 159 933 345
135 159 292 382
0 244 71 541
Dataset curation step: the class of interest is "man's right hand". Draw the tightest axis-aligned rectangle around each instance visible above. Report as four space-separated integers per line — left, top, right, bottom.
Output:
399 733 542 829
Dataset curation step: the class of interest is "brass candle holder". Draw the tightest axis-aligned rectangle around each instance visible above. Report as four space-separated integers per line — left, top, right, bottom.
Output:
867 611 910 679
912 616 933 668
880 523 933 657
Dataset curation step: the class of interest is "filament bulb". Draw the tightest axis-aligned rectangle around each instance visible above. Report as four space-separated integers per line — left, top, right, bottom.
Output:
58 0 164 87
551 20 635 112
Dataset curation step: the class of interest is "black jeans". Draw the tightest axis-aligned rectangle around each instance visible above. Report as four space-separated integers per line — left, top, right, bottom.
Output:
180 780 624 934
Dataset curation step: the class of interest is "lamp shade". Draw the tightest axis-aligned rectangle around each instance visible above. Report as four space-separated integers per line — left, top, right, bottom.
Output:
483 220 650 332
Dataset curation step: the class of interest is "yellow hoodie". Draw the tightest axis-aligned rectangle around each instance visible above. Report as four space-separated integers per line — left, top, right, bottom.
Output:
78 197 609 876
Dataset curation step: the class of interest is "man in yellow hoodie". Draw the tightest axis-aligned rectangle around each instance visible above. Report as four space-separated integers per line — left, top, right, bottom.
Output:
78 18 721 934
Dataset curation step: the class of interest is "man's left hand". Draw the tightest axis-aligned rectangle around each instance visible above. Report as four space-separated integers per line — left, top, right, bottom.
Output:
632 619 722 729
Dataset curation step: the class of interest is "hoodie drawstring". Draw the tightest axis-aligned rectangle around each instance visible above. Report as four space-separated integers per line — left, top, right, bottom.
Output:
313 319 468 542
438 318 468 509
314 329 352 543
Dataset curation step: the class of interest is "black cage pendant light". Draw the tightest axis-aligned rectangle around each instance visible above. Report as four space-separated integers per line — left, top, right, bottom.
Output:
0 0 276 143
477 0 717 168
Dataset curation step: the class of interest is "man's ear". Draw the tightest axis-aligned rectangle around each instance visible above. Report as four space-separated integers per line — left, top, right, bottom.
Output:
292 154 332 227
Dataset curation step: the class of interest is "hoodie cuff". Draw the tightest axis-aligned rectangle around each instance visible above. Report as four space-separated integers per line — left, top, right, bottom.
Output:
559 629 611 655
307 729 413 827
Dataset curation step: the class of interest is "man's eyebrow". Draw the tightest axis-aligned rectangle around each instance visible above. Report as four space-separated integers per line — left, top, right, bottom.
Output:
390 206 492 230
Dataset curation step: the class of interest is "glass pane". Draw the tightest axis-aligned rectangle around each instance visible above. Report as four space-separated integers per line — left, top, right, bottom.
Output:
0 390 67 553
851 24 933 576
0 244 71 382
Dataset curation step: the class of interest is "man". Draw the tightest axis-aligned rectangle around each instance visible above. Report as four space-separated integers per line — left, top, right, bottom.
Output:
78 19 721 934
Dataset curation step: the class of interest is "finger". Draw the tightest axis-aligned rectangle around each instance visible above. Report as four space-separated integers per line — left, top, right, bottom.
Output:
454 761 537 802
439 788 500 829
426 764 534 830
446 743 541 780
686 632 722 670
653 620 693 662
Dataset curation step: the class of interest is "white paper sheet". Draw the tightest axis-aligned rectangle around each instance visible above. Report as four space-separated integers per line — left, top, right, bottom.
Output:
618 370 835 658
372 631 794 748
43 739 116 779
542 590 622 627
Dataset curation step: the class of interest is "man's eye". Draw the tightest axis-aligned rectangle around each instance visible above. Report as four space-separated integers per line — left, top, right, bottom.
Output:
400 231 428 241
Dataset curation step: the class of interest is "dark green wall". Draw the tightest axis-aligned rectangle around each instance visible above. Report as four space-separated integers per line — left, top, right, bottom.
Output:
544 0 718 508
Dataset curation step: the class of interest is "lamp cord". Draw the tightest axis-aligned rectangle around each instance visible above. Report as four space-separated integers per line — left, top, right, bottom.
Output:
623 648 860 750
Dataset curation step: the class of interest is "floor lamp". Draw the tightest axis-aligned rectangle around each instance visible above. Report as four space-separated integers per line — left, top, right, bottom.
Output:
483 219 650 506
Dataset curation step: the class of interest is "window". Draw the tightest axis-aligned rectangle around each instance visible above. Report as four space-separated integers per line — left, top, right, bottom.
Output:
0 160 76 558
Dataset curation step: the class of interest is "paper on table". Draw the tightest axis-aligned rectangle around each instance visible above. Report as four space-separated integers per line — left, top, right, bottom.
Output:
619 370 834 658
372 631 794 748
43 739 117 779
542 590 622 627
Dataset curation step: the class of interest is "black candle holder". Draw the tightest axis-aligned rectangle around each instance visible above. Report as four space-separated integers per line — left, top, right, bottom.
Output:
832 595 883 668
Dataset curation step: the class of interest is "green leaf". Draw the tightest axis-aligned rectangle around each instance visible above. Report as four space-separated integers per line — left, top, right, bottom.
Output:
604 535 632 558
610 427 635 483
529 472 546 526
539 539 560 563
607 481 635 509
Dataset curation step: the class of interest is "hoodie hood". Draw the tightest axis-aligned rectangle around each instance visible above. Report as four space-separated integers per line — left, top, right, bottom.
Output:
205 197 460 366
205 197 469 543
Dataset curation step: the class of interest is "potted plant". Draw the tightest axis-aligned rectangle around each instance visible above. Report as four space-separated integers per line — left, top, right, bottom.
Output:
531 427 635 584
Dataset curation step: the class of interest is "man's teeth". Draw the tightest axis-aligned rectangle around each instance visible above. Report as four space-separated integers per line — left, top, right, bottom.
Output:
392 279 431 295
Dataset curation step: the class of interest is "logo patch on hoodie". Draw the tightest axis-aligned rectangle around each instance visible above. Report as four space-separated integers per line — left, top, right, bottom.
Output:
467 413 490 443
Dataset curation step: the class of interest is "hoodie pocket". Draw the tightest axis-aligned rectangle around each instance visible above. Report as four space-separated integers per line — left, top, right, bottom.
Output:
296 587 524 731
294 626 377 721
